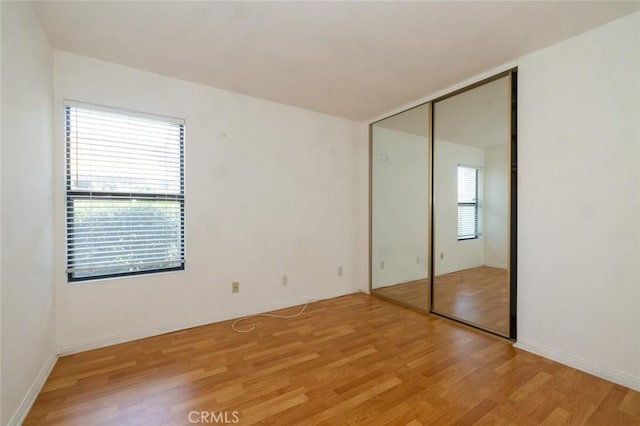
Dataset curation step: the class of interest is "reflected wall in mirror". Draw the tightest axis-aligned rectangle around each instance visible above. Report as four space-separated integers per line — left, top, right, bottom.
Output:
371 103 430 311
432 75 511 336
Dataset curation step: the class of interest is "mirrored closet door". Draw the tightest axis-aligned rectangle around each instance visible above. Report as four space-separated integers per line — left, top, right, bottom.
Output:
370 103 431 311
370 71 517 338
432 74 514 337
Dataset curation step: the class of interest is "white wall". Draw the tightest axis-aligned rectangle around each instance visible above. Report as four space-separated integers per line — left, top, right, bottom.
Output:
433 140 485 275
516 11 640 391
371 126 429 288
355 123 370 295
1 2 57 424
53 50 368 353
483 144 509 268
0 4 3 423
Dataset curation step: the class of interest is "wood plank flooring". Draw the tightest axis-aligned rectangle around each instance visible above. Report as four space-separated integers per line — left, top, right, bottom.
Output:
372 278 429 310
433 266 509 336
25 294 640 425
372 266 509 335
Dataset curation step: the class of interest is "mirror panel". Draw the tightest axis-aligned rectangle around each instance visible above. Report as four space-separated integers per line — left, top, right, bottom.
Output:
432 76 511 336
371 103 430 311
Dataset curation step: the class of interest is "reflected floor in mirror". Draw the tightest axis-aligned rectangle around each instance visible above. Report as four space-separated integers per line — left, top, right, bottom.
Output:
433 266 509 336
372 278 429 310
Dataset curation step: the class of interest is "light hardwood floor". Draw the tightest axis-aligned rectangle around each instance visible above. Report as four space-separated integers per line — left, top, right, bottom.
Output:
372 278 429 310
372 266 509 335
26 294 640 425
433 266 509 336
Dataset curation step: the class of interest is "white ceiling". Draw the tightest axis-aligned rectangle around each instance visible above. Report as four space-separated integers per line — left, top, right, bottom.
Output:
33 1 639 122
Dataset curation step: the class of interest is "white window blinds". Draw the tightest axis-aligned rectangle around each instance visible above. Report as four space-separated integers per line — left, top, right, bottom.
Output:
457 165 480 240
65 103 185 281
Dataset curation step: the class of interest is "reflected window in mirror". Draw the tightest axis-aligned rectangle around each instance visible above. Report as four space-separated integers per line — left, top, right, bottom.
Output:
457 165 481 241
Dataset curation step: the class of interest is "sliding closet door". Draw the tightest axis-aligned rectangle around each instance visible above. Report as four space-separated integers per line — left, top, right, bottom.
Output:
370 103 431 311
431 73 514 337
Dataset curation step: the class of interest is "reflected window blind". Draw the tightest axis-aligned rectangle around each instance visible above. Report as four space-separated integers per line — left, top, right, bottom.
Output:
65 103 185 281
457 165 479 240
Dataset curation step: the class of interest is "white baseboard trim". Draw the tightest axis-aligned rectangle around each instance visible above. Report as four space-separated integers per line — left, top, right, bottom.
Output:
8 354 58 426
514 339 640 392
57 289 362 356
484 262 508 269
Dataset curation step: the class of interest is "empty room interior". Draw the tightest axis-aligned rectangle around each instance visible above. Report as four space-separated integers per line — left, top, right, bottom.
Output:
2 1 640 424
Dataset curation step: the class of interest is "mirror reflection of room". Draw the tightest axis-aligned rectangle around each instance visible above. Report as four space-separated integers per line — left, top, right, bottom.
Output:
371 103 430 311
432 76 510 335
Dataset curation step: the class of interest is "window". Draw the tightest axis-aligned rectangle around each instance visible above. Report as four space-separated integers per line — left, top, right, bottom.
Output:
65 103 185 281
457 165 480 240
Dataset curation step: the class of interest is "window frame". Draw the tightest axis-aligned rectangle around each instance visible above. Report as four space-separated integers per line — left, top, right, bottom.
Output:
457 165 481 241
64 101 186 282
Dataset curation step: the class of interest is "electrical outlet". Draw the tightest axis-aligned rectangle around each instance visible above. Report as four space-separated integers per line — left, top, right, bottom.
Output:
440 253 444 260
338 266 343 276
380 261 385 270
232 281 240 293
416 256 420 264
282 275 288 286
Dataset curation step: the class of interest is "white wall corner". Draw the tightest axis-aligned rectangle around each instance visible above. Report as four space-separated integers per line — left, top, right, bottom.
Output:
0 3 3 424
7 354 57 426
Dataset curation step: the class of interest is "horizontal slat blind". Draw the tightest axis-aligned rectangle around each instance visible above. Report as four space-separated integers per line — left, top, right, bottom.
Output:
66 103 185 281
457 166 479 240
